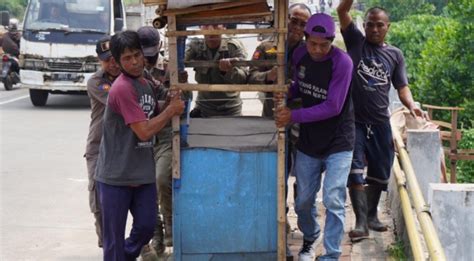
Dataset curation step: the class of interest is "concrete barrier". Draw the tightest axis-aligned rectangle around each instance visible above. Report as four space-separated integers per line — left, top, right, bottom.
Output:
428 184 474 260
407 129 442 200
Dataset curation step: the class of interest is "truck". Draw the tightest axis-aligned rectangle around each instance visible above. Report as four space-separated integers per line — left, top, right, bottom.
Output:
19 0 126 106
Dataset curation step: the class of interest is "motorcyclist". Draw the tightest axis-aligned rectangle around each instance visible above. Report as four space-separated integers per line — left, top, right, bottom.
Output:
2 19 21 73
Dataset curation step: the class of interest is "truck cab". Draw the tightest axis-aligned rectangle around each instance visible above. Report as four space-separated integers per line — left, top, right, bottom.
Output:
20 0 126 106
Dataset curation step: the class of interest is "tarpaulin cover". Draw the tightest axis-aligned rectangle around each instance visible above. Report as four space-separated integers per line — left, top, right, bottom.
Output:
167 0 233 9
184 117 278 152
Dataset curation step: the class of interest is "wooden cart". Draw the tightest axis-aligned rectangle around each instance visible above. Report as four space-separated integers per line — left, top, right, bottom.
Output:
143 0 290 259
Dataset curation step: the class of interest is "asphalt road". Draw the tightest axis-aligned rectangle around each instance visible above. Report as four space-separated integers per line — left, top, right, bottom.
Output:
0 84 103 260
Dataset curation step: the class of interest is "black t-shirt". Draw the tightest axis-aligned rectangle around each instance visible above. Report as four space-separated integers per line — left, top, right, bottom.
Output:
342 22 408 124
291 46 355 158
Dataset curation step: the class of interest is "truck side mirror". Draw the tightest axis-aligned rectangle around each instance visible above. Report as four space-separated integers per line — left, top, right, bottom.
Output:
0 11 10 27
114 18 124 33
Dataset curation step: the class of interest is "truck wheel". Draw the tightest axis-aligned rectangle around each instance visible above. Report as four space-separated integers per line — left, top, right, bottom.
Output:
30 89 49 106
3 77 13 91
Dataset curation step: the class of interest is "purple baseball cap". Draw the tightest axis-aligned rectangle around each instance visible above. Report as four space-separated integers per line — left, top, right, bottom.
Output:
304 13 336 38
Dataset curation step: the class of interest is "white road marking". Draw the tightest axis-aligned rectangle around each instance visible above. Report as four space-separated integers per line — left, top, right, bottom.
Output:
67 178 88 182
0 94 29 105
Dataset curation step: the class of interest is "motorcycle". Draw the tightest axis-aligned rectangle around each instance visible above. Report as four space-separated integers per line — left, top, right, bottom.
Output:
1 53 20 91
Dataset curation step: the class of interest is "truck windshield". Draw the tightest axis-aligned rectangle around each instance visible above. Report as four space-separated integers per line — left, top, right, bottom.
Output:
24 0 111 33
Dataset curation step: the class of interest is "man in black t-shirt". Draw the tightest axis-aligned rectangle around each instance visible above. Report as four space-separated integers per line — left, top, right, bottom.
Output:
337 1 427 240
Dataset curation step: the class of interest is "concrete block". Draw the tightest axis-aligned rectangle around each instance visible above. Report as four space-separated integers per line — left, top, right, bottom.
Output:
407 129 442 201
428 184 474 260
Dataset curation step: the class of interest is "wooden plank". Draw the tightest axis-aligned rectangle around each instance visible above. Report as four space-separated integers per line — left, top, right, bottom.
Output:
456 155 474 161
431 120 453 130
440 130 462 141
143 0 166 5
184 59 278 68
458 149 474 154
162 0 265 16
276 1 288 260
166 28 286 37
171 83 288 92
177 12 272 26
423 104 464 111
168 15 181 180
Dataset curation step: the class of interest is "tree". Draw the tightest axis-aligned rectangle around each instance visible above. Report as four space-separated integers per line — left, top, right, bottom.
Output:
361 0 435 21
0 0 28 20
387 15 448 92
417 0 474 127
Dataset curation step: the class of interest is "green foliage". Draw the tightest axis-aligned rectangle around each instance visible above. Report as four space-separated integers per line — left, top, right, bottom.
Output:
0 0 27 20
387 15 448 93
457 129 474 183
417 0 474 127
387 240 407 260
386 0 473 127
361 0 435 21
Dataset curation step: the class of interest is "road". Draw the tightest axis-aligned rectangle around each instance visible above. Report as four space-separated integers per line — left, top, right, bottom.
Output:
0 33 262 260
0 85 103 260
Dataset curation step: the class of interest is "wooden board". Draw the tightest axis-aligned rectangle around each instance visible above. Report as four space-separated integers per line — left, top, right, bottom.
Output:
163 0 265 16
176 2 271 25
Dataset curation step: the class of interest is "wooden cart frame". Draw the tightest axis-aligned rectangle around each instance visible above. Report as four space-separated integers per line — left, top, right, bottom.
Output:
146 0 290 259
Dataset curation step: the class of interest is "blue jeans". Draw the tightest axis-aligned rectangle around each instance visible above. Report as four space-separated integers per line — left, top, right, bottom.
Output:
294 150 353 260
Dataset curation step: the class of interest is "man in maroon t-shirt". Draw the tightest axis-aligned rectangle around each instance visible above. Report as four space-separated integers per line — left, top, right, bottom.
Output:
94 31 184 261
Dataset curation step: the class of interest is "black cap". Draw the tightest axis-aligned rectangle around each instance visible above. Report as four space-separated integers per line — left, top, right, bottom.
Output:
96 36 112 61
137 26 160 57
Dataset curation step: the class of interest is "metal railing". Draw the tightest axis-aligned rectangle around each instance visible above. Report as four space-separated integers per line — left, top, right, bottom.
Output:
391 126 447 260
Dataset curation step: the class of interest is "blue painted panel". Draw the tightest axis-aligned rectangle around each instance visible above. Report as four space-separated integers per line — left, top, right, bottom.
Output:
174 148 277 260
182 252 277 261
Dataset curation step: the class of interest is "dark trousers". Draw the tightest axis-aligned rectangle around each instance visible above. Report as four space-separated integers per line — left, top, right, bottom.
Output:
97 182 157 261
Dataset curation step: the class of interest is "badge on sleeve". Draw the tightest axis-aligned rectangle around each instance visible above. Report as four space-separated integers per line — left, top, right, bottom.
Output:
99 83 111 92
252 50 261 60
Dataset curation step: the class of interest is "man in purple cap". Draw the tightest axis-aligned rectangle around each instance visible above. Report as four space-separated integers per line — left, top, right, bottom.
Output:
337 1 426 241
274 13 354 260
84 35 120 248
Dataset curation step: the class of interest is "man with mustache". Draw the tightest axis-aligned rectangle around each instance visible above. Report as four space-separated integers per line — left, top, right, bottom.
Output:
94 30 185 261
185 24 248 118
337 1 426 241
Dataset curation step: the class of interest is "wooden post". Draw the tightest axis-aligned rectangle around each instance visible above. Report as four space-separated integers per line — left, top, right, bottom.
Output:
168 15 181 180
450 110 458 183
275 0 288 260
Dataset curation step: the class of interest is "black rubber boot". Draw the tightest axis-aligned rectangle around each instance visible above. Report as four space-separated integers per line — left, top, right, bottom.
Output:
348 188 369 240
151 214 165 254
366 185 388 232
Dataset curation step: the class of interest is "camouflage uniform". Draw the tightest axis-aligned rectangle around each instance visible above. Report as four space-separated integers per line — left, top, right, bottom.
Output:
248 39 305 117
85 69 114 248
185 37 248 117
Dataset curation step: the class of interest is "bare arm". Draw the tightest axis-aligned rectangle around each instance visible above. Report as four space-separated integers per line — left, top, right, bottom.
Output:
337 0 354 31
129 97 185 141
397 86 427 119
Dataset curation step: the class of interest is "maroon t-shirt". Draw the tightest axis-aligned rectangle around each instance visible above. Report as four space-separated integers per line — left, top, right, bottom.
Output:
95 74 159 186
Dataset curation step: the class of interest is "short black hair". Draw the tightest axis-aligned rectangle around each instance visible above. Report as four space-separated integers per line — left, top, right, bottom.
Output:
289 3 312 16
365 6 390 20
110 30 143 64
